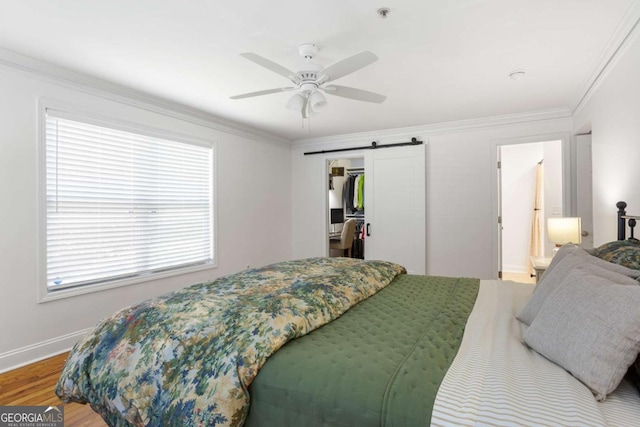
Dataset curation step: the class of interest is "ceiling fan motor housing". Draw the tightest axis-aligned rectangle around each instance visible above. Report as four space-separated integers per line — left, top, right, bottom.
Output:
294 61 322 83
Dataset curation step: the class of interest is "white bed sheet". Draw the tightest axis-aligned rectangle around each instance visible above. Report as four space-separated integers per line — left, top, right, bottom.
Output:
431 279 640 427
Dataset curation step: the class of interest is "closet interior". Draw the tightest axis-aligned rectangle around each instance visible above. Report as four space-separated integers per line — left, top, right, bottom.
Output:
328 158 365 259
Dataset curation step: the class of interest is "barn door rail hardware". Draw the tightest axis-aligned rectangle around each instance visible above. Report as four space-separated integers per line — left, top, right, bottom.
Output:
303 137 423 156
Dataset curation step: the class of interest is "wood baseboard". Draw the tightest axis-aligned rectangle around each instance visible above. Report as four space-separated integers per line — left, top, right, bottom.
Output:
0 328 90 374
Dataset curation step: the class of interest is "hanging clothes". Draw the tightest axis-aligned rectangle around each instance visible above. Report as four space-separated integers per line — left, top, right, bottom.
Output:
353 175 359 211
357 174 365 210
343 175 355 213
344 173 365 214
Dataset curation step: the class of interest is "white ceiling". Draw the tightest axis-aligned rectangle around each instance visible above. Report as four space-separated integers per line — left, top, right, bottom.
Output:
0 0 636 141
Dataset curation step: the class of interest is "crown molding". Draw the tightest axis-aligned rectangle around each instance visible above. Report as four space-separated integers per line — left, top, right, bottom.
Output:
292 108 572 148
0 47 291 146
571 0 640 115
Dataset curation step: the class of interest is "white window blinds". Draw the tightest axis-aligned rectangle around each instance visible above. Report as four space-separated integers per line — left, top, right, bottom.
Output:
45 111 214 291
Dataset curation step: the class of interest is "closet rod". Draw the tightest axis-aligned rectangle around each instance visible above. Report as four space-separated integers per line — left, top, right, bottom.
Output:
304 137 423 155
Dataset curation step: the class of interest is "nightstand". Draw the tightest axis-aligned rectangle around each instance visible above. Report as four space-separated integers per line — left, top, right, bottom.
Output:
530 256 552 283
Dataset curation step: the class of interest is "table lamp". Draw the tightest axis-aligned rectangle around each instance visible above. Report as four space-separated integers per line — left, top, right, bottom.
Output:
548 217 582 256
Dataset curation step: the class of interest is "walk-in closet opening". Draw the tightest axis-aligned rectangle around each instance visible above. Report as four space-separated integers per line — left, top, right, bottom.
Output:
327 157 365 259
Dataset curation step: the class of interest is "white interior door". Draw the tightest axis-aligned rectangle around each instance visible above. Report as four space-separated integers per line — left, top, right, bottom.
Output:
576 134 594 248
364 144 426 274
497 147 503 278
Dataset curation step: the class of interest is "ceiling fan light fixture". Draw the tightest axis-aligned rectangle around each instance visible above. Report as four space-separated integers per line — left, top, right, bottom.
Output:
286 93 305 112
309 91 327 112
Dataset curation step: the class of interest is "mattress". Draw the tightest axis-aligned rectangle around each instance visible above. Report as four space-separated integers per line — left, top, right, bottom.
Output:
245 274 480 427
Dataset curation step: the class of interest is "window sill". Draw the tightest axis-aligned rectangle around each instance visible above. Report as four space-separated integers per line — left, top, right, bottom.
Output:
38 261 217 303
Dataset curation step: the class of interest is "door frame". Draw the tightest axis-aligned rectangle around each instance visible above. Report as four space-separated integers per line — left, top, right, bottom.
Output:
489 132 573 279
575 133 593 248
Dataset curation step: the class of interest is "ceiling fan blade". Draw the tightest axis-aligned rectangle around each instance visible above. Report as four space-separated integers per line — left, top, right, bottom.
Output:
323 85 386 103
230 87 294 99
317 51 378 83
240 53 300 84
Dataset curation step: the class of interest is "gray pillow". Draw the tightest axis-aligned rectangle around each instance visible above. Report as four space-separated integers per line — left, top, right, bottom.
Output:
517 254 639 325
523 268 640 400
536 244 580 283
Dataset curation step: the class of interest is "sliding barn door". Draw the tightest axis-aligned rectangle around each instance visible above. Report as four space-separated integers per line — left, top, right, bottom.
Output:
364 144 426 274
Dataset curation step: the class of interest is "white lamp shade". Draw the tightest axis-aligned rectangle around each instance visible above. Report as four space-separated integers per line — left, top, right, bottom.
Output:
286 94 305 112
547 217 582 245
309 91 327 112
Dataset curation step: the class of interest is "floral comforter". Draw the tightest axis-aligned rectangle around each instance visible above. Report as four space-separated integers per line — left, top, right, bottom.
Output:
56 257 405 426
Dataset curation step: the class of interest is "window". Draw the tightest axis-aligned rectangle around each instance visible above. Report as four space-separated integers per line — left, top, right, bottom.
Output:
43 109 214 296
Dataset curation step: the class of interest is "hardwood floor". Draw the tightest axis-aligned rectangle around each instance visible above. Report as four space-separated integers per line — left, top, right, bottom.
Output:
0 353 106 426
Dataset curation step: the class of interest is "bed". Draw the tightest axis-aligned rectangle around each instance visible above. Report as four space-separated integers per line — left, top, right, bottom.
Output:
56 203 640 426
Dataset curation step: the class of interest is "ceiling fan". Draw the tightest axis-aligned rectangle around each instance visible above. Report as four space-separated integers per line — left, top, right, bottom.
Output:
230 44 386 118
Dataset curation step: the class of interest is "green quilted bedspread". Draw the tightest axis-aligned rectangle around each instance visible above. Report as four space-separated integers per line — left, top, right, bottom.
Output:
245 274 480 427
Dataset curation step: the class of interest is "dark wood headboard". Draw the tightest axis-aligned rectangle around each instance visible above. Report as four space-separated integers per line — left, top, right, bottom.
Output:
617 201 639 241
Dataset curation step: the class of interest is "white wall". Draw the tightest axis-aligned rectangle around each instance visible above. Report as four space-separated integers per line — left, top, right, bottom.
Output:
0 62 292 371
292 116 572 279
573 25 640 245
